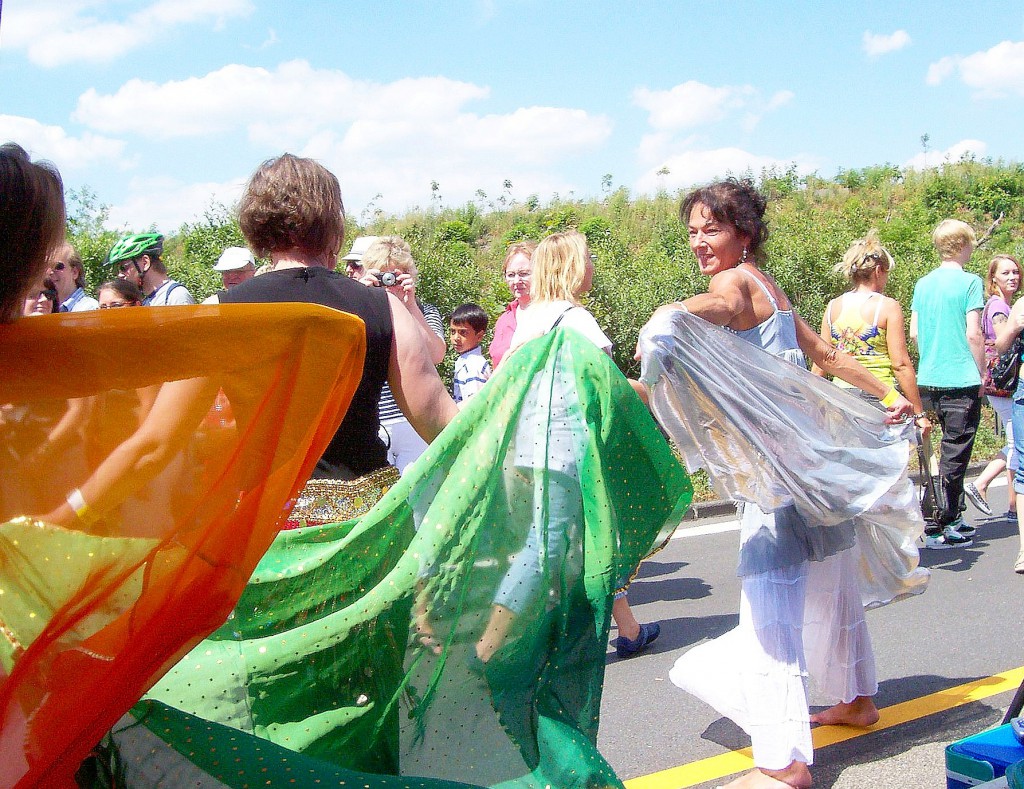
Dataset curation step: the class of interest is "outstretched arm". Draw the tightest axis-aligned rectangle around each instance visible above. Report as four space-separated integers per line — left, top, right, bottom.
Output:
41 377 219 527
679 269 748 326
810 300 835 378
635 270 748 361
796 316 913 421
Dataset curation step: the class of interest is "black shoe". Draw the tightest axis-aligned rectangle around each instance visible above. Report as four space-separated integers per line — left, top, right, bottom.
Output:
615 622 660 658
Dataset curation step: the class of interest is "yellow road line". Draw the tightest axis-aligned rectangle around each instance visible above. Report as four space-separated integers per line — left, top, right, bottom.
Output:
624 666 1024 789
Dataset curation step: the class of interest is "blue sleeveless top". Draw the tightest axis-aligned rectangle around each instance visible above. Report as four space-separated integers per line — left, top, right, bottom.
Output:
730 268 805 368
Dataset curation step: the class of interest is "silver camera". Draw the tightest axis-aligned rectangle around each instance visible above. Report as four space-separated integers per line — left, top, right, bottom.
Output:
374 271 398 287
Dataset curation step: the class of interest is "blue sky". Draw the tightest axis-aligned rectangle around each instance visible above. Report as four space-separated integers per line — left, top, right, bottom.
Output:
2 1 1023 234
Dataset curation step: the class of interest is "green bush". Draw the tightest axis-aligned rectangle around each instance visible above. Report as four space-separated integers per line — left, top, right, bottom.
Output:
66 159 1024 473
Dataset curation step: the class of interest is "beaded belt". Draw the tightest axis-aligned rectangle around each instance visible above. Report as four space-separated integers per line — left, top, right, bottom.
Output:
285 465 401 528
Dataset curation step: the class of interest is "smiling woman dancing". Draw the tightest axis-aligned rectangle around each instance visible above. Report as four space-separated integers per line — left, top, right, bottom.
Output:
642 179 914 789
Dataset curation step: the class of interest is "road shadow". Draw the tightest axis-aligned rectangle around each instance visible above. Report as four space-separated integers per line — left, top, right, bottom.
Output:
633 559 690 579
918 521 1018 571
918 544 985 572
693 673 1006 788
626 575 713 604
605 612 738 664
918 513 1018 573
973 517 1019 544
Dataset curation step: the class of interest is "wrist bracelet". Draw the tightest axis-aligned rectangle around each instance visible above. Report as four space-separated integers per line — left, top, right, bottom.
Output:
67 488 96 526
912 412 927 420
880 388 901 408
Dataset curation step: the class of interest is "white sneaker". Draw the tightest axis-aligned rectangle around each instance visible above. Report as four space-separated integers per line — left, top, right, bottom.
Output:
922 526 973 549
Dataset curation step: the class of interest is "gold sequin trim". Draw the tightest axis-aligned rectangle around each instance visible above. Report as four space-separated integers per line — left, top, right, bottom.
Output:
286 466 401 527
0 618 24 659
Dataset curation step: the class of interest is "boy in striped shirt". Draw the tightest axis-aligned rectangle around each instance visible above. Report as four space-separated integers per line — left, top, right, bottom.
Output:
450 303 492 403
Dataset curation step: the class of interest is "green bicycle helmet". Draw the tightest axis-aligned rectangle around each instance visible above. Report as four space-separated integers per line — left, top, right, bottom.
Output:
107 232 164 265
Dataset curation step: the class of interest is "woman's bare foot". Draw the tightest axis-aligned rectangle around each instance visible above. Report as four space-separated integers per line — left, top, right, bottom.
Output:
809 695 879 727
721 762 812 788
415 630 443 655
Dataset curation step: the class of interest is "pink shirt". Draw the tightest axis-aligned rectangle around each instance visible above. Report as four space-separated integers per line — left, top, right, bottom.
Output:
490 301 520 367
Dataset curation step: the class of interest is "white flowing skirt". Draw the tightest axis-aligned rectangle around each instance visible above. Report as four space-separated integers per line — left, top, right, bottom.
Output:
669 508 877 769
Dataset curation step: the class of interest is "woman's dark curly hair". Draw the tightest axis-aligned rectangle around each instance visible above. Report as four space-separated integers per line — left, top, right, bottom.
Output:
679 178 769 260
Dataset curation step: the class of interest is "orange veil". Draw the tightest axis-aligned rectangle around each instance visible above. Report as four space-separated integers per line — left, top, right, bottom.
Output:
0 303 366 787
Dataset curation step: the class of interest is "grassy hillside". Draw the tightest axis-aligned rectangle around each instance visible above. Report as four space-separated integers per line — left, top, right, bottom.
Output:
68 157 1024 499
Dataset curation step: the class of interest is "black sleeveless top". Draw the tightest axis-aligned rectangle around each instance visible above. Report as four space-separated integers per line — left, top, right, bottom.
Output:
219 267 393 477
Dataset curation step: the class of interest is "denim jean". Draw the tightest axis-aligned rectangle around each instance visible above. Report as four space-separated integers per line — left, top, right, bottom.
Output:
1012 383 1024 495
920 386 983 528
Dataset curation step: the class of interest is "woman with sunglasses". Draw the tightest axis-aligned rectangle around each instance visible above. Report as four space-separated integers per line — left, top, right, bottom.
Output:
22 277 59 316
48 241 98 312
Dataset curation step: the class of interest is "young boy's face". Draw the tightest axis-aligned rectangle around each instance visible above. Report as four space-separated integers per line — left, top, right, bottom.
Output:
450 321 485 354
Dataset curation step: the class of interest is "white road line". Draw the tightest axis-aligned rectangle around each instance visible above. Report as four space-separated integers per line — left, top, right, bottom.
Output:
672 519 741 538
674 474 1009 540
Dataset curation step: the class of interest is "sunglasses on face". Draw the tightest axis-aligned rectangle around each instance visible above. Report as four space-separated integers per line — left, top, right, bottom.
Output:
99 301 131 309
51 262 66 271
118 260 136 274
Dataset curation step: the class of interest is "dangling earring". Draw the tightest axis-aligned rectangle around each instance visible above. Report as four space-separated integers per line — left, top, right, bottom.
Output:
741 248 748 264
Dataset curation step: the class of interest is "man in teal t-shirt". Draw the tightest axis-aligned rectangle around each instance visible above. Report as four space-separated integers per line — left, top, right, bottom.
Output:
911 219 986 548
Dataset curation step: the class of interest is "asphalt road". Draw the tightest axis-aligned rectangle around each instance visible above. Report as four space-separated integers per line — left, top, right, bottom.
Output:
598 480 1024 788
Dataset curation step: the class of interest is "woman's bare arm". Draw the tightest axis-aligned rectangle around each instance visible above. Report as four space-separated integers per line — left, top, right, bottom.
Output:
810 299 836 378
796 315 913 420
882 299 926 415
386 292 459 442
41 377 218 526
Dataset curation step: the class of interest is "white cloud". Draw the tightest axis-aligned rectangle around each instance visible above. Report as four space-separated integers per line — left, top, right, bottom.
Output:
904 139 987 170
299 104 609 215
926 40 1024 97
631 82 804 195
634 147 816 195
75 61 490 139
633 81 792 133
107 176 248 233
862 30 911 58
926 57 958 86
0 115 125 170
76 60 612 219
3 0 253 67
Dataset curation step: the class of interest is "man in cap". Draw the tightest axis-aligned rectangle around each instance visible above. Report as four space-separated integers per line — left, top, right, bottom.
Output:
341 236 380 278
214 246 256 289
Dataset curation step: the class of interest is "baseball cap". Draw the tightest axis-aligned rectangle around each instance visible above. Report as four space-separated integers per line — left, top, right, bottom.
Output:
341 236 380 262
214 247 256 272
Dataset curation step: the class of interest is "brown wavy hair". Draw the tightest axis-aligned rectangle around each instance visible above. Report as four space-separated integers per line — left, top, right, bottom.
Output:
986 254 1023 299
239 153 345 261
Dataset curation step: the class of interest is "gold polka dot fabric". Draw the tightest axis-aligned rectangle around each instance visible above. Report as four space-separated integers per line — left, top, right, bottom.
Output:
0 304 367 787
136 329 692 788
